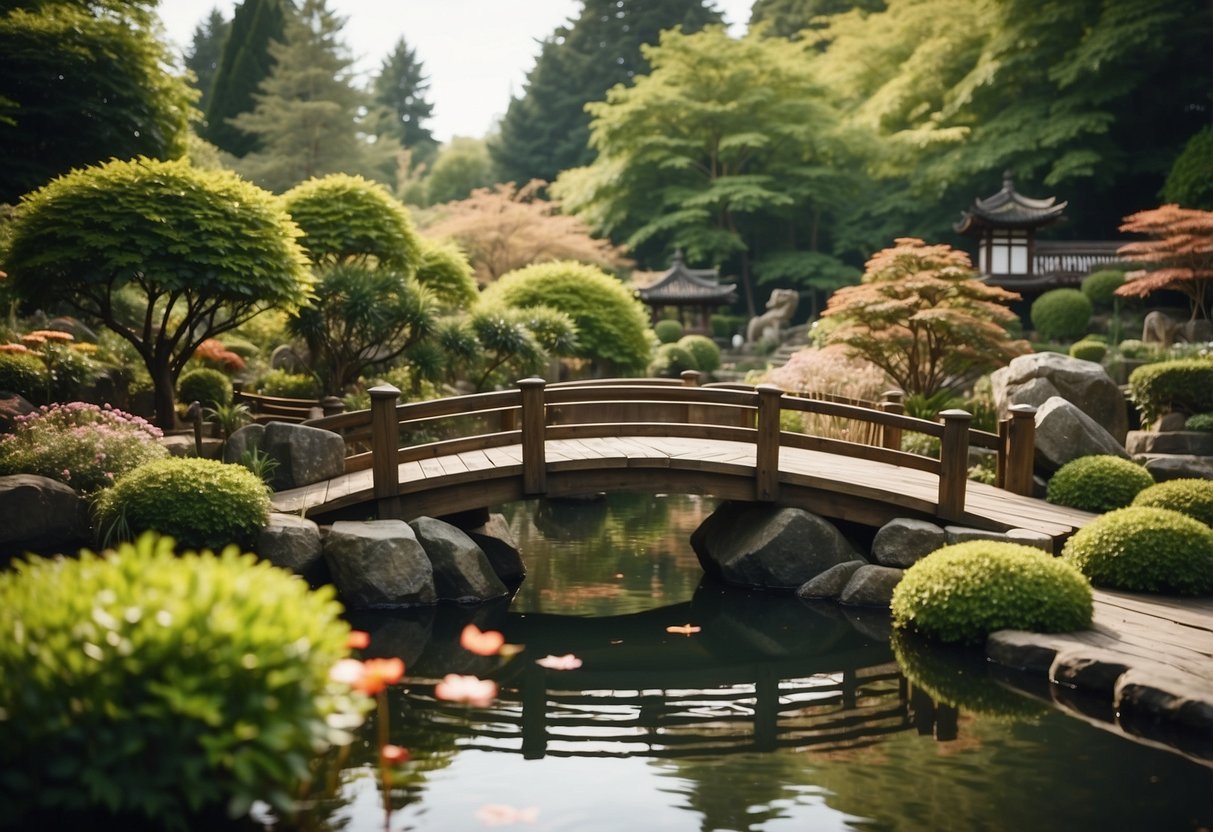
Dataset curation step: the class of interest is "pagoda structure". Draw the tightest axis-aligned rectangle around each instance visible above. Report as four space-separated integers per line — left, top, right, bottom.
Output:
634 250 736 335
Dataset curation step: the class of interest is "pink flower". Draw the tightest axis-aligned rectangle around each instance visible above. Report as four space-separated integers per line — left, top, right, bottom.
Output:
346 630 370 649
328 656 406 695
535 653 582 671
665 623 702 636
475 804 539 826
329 658 365 686
380 744 410 765
435 673 497 707
460 623 505 656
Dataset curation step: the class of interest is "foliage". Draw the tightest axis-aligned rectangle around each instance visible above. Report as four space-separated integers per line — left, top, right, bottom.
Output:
205 401 252 440
258 369 321 399
490 0 723 186
201 0 287 157
424 137 495 206
677 334 721 374
1068 339 1107 363
422 180 630 283
654 319 684 344
0 349 43 400
1127 358 1213 424
1062 506 1213 595
0 402 165 495
415 238 478 309
0 532 364 827
184 7 230 115
231 0 393 193
890 540 1093 645
2 157 311 428
463 304 578 391
193 338 246 373
1030 289 1091 342
94 457 271 550
238 446 280 489
287 263 435 394
282 173 422 270
820 238 1028 398
483 261 654 374
1132 478 1213 528
1045 455 1153 513
1186 413 1213 432
751 0 887 39
1115 204 1213 321
649 343 698 378
764 345 889 442
368 36 438 168
1080 269 1126 310
0 3 194 203
177 367 233 410
1161 126 1213 211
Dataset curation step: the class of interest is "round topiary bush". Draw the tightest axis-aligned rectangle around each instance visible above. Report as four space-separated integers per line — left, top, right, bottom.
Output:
1030 288 1092 342
890 541 1093 644
1062 506 1213 594
1068 339 1107 363
677 334 721 374
1186 413 1213 432
94 457 271 550
1131 478 1213 528
177 367 233 409
0 349 44 401
1045 455 1154 512
653 319 684 344
0 532 365 827
1128 359 1213 424
1080 270 1127 310
648 343 698 378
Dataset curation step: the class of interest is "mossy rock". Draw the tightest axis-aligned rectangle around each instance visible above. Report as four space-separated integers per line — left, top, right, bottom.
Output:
1062 506 1213 595
1045 455 1154 512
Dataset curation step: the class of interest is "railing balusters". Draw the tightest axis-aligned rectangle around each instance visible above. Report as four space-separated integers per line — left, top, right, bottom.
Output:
755 384 783 501
369 384 402 518
937 409 972 521
519 377 547 495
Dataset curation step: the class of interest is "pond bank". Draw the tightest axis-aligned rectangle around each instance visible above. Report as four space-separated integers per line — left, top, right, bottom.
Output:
987 588 1213 766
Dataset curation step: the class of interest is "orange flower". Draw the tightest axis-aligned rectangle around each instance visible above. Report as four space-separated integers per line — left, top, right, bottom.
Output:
435 673 497 707
346 630 370 649
665 623 702 636
460 623 506 656
380 744 410 765
356 657 405 695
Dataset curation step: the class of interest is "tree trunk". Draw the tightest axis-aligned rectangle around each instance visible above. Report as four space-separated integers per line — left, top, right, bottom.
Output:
152 361 177 431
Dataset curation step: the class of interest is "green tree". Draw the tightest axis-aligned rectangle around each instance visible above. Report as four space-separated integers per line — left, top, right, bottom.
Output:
184 7 231 115
0 3 194 203
462 304 578 391
490 0 723 186
750 0 886 39
201 0 286 157
1161 127 1213 211
415 238 479 310
369 36 438 168
425 137 495 205
1 157 311 428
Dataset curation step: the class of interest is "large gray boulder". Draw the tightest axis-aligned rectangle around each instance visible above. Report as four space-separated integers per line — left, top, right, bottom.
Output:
992 352 1128 443
0 474 89 554
796 560 866 600
1135 454 1213 482
1034 396 1129 474
257 513 325 584
839 565 904 608
465 513 526 587
262 422 345 490
222 423 266 464
0 392 34 433
871 518 946 567
409 516 509 603
323 520 436 609
691 501 858 589
1125 431 1213 456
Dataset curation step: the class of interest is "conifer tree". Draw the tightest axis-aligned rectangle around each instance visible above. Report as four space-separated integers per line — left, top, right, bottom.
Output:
184 7 230 114
201 0 286 157
370 37 438 168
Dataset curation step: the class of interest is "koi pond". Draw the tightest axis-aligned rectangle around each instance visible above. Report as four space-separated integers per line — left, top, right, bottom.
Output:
281 492 1213 831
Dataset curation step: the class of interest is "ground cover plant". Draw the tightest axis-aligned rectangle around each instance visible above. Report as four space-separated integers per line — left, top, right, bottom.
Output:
1128 358 1213 424
1063 506 1213 594
891 541 1093 644
1131 479 1213 528
1045 455 1155 512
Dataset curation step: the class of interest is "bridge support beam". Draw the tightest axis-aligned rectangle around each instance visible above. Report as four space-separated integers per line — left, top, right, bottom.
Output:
755 384 783 501
370 384 403 519
519 377 547 496
938 409 972 522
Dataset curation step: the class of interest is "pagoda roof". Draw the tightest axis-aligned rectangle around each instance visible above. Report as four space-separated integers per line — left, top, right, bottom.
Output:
635 250 737 305
955 171 1067 234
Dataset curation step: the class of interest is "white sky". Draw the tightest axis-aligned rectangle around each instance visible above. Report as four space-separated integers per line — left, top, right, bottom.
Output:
157 0 755 143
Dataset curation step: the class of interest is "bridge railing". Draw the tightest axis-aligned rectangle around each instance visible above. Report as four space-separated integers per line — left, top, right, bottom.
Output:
304 375 1036 522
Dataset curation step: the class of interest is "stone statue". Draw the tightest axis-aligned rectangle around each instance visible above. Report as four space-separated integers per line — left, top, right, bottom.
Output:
746 288 799 343
1142 310 1213 348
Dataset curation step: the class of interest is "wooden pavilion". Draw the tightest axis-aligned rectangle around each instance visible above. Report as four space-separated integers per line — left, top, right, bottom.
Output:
634 250 737 335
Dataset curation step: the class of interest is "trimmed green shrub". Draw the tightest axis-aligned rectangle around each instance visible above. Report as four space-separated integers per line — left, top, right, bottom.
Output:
0 349 44 400
1116 339 1154 361
1128 358 1213 424
649 343 698 378
177 367 233 409
891 541 1093 644
711 313 745 340
678 334 721 374
654 319 684 344
1132 479 1213 528
1068 339 1107 363
95 457 271 550
1046 455 1154 512
415 238 478 309
1030 288 1092 342
1080 270 1127 310
257 369 321 399
0 532 365 828
0 402 166 495
1186 413 1213 432
1062 506 1213 594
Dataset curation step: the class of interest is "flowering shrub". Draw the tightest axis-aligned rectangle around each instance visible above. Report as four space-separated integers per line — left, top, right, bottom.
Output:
192 338 247 373
764 346 890 441
0 402 166 495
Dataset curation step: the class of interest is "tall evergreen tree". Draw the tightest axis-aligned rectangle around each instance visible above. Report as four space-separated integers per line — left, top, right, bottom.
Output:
749 0 885 39
184 7 230 114
369 37 438 168
490 0 722 186
231 0 390 193
201 0 286 157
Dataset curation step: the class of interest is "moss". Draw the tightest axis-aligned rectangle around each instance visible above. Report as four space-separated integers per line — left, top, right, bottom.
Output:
1131 479 1213 528
1062 506 1213 594
890 541 1093 644
1045 455 1154 512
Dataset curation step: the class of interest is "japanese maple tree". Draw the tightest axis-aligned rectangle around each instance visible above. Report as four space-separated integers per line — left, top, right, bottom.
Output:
1115 204 1213 321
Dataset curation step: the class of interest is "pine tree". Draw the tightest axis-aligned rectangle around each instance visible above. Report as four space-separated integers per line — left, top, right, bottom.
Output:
184 7 230 114
201 0 286 157
230 0 391 193
490 0 722 186
369 37 438 168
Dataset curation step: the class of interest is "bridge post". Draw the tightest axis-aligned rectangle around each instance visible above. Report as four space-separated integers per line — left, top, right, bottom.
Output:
755 384 783 501
1001 404 1037 496
369 384 402 518
938 409 972 522
680 370 701 386
519 377 547 495
880 389 904 450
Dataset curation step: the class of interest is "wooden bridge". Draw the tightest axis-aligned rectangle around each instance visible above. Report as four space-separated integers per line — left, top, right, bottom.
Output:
276 374 1094 549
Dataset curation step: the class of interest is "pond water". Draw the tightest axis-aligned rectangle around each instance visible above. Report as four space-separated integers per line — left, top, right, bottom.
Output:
287 493 1213 832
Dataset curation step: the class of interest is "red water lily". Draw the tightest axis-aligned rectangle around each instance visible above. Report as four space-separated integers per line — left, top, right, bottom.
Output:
535 653 582 671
